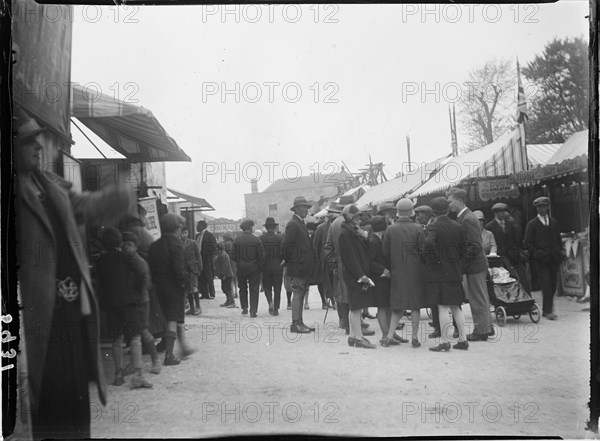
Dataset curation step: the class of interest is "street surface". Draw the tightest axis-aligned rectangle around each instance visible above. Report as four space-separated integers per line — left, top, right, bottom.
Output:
92 286 591 438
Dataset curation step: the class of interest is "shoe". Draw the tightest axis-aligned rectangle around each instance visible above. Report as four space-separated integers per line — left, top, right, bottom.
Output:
348 337 356 347
396 323 404 330
301 322 315 332
428 321 435 328
180 345 195 358
322 303 328 310
304 304 310 310
287 303 292 310
379 337 400 347
185 308 195 315
273 310 279 316
428 330 440 339
269 306 275 315
354 337 377 349
131 372 153 389
393 334 409 343
362 329 375 336
250 312 257 318
543 312 557 320
192 309 201 316
226 303 237 308
488 327 495 337
453 340 469 350
411 339 421 348
429 342 451 352
362 312 376 319
121 362 135 377
164 354 181 366
113 369 125 386
241 308 248 315
220 302 230 307
466 333 488 342
199 295 210 300
208 296 215 300
290 323 311 334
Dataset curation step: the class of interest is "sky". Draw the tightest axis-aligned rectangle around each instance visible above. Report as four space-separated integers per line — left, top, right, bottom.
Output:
69 2 589 219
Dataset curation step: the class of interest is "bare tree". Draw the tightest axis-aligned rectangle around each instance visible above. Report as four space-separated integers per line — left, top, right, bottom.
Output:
458 58 516 152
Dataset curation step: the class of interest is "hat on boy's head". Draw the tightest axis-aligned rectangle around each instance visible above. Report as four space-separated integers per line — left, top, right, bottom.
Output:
446 187 468 202
533 197 550 206
160 213 185 234
101 227 122 249
430 197 450 214
395 198 415 217
240 219 254 231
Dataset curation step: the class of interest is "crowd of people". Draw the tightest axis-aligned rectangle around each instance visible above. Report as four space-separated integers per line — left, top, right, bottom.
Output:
12 103 565 439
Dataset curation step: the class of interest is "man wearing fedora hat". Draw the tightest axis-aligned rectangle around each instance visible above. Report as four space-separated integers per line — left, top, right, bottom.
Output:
13 105 135 438
486 203 530 293
232 219 265 317
524 197 562 320
282 196 316 333
260 217 284 315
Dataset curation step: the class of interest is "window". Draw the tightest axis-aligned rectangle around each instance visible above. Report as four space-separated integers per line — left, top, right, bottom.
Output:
268 204 278 217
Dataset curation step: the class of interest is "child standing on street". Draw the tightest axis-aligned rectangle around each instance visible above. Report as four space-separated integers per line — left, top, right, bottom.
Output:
214 242 236 308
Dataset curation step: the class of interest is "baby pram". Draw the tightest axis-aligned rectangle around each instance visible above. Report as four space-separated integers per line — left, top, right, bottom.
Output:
487 255 540 326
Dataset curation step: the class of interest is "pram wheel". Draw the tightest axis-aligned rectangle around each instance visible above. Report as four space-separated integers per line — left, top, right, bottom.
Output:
495 306 507 327
513 315 521 320
529 303 541 323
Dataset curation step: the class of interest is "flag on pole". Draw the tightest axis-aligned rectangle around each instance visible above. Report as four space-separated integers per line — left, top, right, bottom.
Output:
516 59 528 123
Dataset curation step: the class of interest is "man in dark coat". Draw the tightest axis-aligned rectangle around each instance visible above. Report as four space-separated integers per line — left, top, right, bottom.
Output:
523 197 562 320
195 220 217 299
485 202 530 293
425 197 469 352
447 187 491 342
313 204 342 310
232 219 264 317
14 106 134 438
260 217 284 316
282 196 316 333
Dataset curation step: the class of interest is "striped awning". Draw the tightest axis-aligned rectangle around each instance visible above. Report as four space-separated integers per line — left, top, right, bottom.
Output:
409 129 527 197
167 188 214 210
70 84 191 162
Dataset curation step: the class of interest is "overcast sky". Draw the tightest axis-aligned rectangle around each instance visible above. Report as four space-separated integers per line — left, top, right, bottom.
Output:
70 2 589 219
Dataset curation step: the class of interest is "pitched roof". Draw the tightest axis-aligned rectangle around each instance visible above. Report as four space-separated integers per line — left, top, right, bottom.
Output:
546 130 588 165
527 144 562 167
262 171 352 193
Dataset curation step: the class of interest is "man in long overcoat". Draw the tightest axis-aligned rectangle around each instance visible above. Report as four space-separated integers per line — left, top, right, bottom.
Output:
447 187 491 342
282 196 316 333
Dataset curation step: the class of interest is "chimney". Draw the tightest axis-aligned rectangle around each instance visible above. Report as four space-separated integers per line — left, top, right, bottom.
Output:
250 179 258 194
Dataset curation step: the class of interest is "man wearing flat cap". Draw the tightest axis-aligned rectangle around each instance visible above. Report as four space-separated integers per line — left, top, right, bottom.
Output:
486 202 530 293
446 187 492 341
377 201 397 225
414 205 435 230
523 197 562 320
312 203 342 310
260 217 284 315
282 196 316 333
232 219 265 317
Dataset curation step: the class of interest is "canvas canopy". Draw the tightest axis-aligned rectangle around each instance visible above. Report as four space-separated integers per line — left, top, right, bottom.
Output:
71 84 191 162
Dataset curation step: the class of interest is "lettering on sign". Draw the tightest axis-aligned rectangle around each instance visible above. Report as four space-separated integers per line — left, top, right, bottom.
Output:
478 179 520 201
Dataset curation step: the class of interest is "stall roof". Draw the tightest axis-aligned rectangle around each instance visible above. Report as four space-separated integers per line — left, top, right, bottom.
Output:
167 187 214 210
71 84 191 162
356 154 452 209
546 130 588 165
409 129 526 198
527 144 561 167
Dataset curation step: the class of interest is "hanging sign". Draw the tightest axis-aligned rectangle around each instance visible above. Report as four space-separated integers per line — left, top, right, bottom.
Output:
478 178 520 201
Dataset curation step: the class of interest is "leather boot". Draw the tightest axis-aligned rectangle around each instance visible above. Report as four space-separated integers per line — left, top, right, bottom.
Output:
185 293 196 315
193 291 202 315
131 369 153 389
142 338 161 374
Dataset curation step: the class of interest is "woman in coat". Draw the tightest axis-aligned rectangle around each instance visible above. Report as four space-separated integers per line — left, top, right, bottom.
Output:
148 213 194 365
337 204 377 349
382 198 426 348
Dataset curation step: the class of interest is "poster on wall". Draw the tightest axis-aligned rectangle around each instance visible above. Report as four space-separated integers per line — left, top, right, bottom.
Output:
138 196 161 241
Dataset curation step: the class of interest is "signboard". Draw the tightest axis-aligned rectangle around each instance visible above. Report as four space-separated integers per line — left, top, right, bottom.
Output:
12 0 73 141
208 223 240 233
477 178 520 201
138 196 161 241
